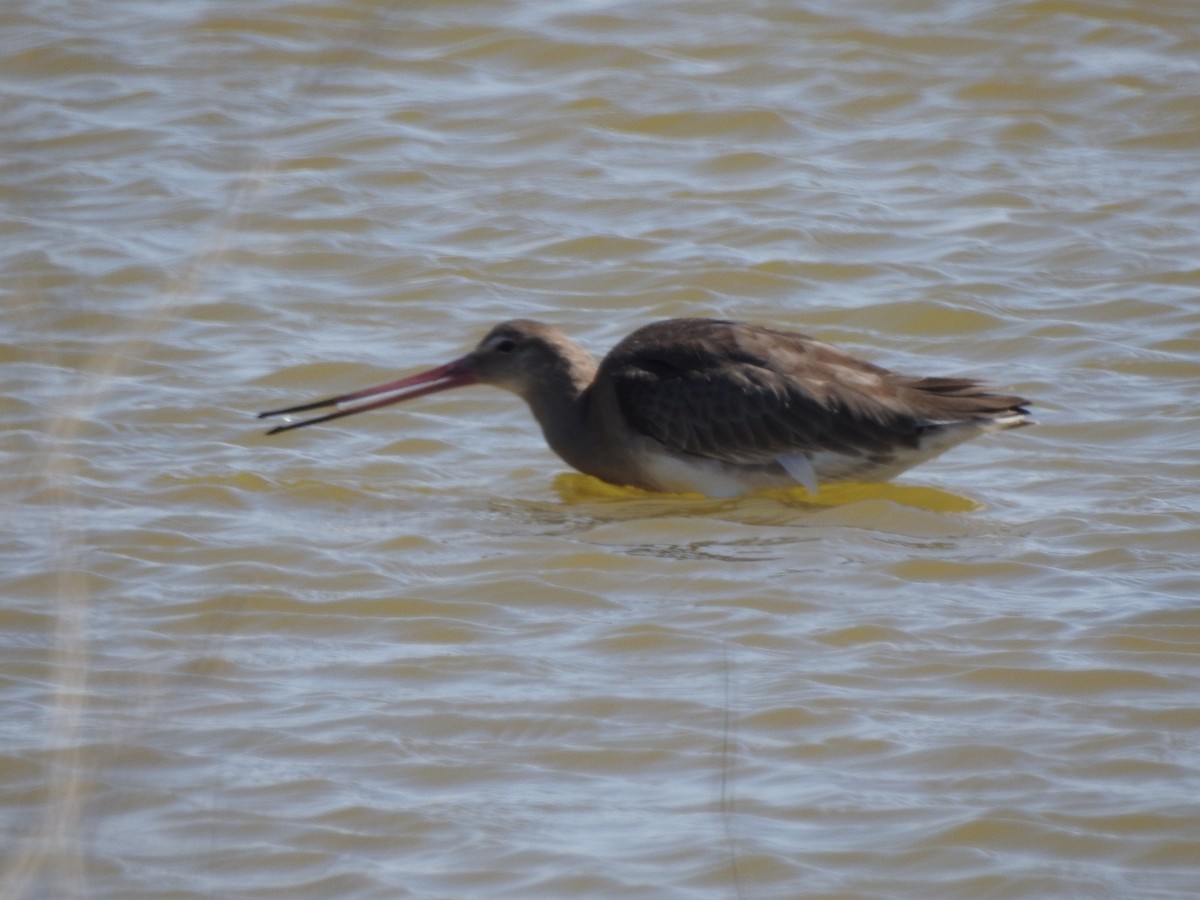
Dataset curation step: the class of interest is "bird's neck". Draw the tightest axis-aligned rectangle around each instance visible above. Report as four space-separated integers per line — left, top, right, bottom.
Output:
520 348 599 473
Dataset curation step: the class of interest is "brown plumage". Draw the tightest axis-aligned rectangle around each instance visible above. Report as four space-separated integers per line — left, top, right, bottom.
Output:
260 318 1032 497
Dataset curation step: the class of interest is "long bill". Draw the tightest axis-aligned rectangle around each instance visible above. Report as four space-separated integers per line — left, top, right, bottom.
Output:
258 358 476 434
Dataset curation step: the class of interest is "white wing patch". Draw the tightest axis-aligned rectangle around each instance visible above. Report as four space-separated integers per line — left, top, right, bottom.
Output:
777 452 818 495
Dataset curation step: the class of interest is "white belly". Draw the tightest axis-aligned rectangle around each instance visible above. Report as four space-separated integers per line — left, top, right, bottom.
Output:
639 450 799 498
634 418 1012 498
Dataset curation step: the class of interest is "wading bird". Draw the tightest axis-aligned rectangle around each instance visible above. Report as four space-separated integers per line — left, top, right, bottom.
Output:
260 318 1032 498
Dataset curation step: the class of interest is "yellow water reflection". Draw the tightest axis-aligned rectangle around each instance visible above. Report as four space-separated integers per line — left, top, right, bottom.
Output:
552 472 981 513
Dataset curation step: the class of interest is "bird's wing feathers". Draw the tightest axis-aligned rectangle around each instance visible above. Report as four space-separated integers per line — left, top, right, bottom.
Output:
605 321 925 465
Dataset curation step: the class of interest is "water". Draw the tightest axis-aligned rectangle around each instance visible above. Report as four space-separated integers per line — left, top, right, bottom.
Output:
4 0 1200 897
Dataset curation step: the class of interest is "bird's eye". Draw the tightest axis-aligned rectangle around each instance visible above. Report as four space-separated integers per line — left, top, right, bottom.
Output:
493 338 516 353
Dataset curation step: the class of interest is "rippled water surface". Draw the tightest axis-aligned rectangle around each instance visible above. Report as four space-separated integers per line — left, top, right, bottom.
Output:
4 0 1200 897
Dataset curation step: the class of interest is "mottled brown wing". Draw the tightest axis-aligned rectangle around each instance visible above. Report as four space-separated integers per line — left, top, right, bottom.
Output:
603 319 928 464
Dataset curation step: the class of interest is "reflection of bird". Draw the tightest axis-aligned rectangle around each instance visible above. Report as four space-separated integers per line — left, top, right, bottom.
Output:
260 318 1032 498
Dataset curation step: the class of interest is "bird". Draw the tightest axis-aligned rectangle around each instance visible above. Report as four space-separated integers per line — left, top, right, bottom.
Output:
259 318 1032 498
